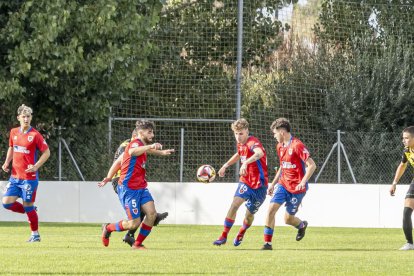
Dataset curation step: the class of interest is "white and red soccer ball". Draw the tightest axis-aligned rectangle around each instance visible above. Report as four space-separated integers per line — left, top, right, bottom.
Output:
196 165 216 183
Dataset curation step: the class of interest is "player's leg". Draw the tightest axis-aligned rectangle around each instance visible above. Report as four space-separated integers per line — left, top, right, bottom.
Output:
102 187 142 247
132 199 156 249
283 191 307 241
123 209 146 246
262 184 286 250
213 183 249 246
261 202 282 250
234 185 267 246
400 187 414 250
21 180 40 242
2 179 25 214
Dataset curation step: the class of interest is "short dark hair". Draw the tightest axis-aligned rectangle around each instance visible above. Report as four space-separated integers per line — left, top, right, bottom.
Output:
135 120 155 131
403 126 414 136
270 117 291 132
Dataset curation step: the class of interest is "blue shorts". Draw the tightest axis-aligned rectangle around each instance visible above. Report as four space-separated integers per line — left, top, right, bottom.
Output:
234 182 267 214
117 185 154 220
270 184 306 215
3 177 38 203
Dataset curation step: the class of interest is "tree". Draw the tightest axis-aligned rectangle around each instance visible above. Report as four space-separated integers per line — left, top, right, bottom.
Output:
0 0 162 180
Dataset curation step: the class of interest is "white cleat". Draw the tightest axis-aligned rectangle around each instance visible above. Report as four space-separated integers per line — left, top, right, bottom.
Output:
399 243 414 251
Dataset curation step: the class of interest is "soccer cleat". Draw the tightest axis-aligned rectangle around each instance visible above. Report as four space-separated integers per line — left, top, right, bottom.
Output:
233 235 243 246
27 234 41 242
101 223 111 247
261 243 273 250
154 212 169 226
213 237 227 246
399 243 414 250
123 233 135 247
132 243 147 250
296 220 308 241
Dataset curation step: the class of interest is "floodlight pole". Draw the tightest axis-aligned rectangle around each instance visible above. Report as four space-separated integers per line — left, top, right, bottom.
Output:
315 130 357 184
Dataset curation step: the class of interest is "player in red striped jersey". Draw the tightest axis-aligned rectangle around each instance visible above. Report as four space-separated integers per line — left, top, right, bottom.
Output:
98 120 174 249
2 104 50 242
213 118 268 247
262 118 316 250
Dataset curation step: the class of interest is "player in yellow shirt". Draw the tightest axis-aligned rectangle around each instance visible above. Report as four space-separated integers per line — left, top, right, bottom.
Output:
390 126 414 250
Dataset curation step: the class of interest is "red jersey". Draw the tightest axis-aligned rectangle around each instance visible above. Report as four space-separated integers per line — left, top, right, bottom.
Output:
118 138 147 190
9 127 49 180
277 136 310 194
237 136 268 189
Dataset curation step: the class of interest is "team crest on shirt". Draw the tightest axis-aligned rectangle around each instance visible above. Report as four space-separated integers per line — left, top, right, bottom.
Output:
132 208 138 215
288 148 293 155
28 136 34 142
13 136 17 140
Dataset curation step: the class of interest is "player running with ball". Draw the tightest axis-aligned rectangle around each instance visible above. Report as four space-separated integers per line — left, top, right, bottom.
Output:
98 120 174 249
213 118 268 247
262 118 316 250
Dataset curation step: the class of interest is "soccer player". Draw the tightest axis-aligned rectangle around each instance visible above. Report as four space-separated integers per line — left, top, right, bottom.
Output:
98 120 174 249
213 118 268 246
390 126 414 250
262 118 316 250
1 104 50 242
109 129 169 246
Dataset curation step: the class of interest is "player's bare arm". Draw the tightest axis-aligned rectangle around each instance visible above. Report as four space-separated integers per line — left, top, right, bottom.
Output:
25 148 51 173
218 153 240 177
240 147 264 176
390 162 407 196
129 143 162 157
1 146 13 172
295 157 317 191
147 148 175 156
267 167 282 196
98 154 123 187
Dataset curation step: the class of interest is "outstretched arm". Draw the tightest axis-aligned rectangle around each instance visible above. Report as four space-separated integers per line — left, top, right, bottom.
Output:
218 153 240 177
98 153 123 187
148 148 175 156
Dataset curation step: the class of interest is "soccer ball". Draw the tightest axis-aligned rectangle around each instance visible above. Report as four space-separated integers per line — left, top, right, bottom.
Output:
196 165 216 183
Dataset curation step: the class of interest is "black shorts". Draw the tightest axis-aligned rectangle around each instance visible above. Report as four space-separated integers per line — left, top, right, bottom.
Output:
112 177 119 194
405 182 414 199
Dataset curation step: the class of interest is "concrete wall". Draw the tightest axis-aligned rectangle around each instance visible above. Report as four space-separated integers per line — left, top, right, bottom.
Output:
0 181 407 228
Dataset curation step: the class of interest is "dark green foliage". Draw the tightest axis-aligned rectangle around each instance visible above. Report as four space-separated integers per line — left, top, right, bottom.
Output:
0 0 162 180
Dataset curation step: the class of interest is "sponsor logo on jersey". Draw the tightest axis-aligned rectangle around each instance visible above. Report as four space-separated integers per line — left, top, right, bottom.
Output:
282 161 296 169
131 143 139 148
13 145 30 154
28 136 34 142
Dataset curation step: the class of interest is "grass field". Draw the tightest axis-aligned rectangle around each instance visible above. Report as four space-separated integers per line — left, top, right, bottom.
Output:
0 222 413 275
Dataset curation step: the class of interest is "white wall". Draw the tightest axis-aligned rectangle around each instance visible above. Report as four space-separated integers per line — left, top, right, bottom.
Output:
0 181 407 228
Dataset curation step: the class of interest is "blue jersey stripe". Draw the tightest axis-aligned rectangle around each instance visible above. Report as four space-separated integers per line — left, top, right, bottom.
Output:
123 156 137 185
256 159 266 187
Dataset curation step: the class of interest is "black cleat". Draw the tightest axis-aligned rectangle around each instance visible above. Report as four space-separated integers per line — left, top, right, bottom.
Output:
296 221 308 241
123 233 135 247
154 212 169 226
261 243 273 250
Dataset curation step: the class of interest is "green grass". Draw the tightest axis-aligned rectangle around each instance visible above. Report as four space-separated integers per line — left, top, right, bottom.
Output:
0 222 413 275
